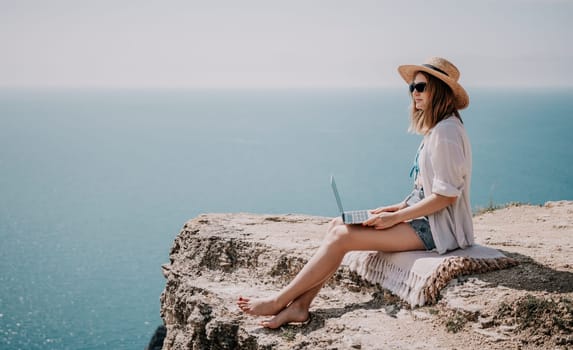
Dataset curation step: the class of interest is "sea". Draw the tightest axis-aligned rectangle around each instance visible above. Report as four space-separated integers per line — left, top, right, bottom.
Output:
1 87 572 349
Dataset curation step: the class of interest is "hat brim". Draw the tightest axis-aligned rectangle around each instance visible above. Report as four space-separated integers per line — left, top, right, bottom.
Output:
397 64 469 110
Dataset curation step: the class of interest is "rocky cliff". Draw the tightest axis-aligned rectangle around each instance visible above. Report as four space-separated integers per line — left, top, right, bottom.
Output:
158 202 573 349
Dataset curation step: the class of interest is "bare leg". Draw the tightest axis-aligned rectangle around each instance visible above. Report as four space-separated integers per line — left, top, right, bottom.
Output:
260 260 341 328
237 218 340 316
260 284 321 328
238 218 424 316
237 261 337 317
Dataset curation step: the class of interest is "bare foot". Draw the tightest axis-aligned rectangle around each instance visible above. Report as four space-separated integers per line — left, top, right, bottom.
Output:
236 296 284 316
260 303 309 329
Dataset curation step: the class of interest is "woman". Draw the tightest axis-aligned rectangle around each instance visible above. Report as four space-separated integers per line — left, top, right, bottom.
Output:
237 57 474 328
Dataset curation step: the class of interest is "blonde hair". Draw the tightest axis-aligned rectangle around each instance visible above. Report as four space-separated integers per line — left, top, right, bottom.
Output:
408 72 461 135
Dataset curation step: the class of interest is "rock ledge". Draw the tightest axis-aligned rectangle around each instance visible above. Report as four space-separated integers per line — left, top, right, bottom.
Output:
159 203 573 349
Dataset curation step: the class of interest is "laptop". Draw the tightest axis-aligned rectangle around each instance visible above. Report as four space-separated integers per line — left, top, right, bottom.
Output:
330 175 371 224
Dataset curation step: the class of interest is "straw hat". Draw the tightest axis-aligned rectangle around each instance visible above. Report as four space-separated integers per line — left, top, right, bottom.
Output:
397 57 469 110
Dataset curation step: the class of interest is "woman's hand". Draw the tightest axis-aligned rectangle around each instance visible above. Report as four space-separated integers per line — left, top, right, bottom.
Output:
370 202 406 215
363 211 402 230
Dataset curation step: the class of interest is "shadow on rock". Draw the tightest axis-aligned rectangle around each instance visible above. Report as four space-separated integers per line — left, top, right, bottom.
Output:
479 250 573 293
145 325 166 350
254 291 401 337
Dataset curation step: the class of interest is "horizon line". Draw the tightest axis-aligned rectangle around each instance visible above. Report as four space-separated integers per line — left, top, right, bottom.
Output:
2 83 573 90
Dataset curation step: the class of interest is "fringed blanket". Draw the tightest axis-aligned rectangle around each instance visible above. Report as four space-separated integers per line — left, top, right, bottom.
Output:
342 244 518 307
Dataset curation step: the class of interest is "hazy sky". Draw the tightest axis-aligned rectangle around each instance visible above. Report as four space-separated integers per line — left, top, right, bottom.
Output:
1 0 572 88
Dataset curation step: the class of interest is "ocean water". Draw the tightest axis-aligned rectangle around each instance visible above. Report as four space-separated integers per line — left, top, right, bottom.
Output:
0 87 572 349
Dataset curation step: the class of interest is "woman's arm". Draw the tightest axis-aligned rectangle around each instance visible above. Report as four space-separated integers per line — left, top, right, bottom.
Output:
363 193 456 230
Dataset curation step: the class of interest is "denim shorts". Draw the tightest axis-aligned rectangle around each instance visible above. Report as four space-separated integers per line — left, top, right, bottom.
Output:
405 187 436 251
409 218 436 251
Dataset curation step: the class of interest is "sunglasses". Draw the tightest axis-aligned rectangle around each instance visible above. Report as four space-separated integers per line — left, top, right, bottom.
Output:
409 82 427 93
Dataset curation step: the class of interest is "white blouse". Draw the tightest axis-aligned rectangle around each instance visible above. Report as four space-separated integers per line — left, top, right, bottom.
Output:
418 117 474 254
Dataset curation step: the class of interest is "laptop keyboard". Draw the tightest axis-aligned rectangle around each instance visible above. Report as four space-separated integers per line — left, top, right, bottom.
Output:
346 210 369 223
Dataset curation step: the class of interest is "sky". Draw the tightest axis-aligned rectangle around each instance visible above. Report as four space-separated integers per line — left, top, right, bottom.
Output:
1 0 572 88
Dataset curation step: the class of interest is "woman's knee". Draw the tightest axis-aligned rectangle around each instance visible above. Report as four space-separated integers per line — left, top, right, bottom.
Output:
324 221 350 247
327 217 343 230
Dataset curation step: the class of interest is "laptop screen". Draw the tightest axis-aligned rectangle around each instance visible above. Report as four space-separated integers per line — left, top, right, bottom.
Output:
330 175 345 214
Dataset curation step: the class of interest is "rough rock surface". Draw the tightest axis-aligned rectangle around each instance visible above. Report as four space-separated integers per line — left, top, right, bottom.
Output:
159 201 573 349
